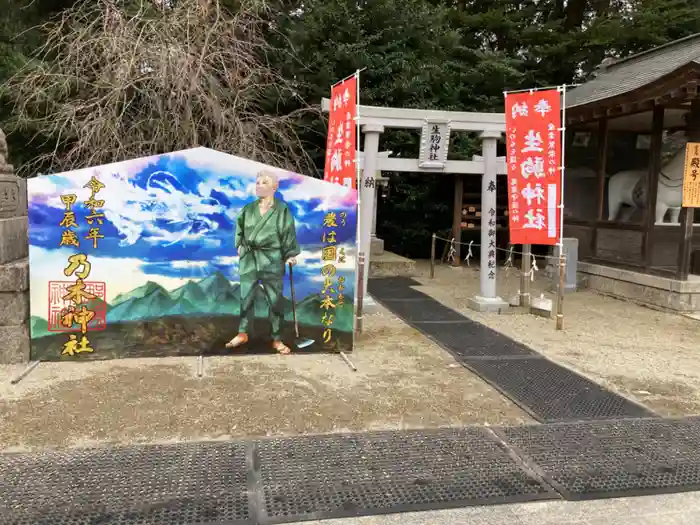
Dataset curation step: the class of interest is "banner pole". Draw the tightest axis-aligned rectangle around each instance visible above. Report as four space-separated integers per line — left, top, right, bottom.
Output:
556 85 567 331
354 70 362 334
520 244 531 307
356 69 361 192
333 67 367 88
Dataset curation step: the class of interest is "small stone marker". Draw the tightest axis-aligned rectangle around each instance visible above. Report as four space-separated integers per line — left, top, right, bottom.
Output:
545 237 578 293
530 294 553 318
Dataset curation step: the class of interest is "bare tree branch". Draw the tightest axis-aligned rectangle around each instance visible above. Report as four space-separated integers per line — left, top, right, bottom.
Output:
4 0 317 175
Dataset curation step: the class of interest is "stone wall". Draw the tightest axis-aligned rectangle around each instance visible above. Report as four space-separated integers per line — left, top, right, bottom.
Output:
0 129 29 364
578 261 700 312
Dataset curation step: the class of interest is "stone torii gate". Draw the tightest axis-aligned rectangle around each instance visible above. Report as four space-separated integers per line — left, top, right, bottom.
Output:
321 99 509 312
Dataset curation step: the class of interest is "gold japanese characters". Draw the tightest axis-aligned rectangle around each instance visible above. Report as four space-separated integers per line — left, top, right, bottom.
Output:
319 211 348 346
56 175 108 356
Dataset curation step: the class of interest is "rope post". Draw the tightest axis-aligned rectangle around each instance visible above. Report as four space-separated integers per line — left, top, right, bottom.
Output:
520 244 531 307
440 239 450 264
556 253 566 330
430 233 436 279
355 253 366 334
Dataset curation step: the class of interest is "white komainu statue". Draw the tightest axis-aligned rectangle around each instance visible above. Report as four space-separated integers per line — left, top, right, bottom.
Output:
607 134 686 224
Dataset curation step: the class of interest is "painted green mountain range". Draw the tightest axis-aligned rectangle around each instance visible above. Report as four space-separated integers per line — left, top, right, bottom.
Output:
31 271 353 339
30 316 49 338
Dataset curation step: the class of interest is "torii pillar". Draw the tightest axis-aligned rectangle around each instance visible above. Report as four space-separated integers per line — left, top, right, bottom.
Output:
364 151 392 256
359 123 384 304
468 130 508 312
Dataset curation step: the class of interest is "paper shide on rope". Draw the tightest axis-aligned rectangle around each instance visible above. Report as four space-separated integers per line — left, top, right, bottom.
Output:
464 240 474 266
503 245 514 272
447 237 456 263
529 253 539 281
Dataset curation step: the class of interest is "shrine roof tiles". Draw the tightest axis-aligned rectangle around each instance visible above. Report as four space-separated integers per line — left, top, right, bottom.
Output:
567 33 700 109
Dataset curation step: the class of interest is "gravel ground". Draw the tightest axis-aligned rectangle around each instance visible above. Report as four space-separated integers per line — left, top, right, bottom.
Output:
414 260 700 417
0 303 529 452
3 257 694 451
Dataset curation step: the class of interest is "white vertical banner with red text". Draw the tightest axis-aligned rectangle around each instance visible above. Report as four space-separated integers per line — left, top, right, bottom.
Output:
324 74 358 190
504 89 563 246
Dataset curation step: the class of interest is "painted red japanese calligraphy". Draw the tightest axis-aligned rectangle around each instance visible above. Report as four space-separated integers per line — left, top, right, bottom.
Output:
48 280 107 332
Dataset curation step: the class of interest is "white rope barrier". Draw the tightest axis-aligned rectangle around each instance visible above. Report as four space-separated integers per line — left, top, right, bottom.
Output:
435 234 541 257
435 234 543 280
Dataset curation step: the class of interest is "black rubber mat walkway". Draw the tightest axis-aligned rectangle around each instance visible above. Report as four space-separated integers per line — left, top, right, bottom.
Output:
368 276 655 423
496 416 700 500
0 429 557 525
4 419 700 524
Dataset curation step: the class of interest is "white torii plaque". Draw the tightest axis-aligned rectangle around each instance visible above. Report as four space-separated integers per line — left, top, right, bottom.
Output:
418 120 451 169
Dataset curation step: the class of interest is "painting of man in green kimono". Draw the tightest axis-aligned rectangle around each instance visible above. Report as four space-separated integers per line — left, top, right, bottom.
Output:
226 170 300 354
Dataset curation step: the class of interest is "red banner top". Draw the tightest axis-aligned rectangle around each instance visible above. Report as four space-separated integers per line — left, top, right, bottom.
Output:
504 89 562 246
324 75 358 189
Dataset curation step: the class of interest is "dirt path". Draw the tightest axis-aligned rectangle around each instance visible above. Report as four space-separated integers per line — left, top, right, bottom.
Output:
0 303 530 451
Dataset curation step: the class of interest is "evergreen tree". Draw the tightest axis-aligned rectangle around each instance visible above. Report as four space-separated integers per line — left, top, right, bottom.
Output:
3 0 700 255
271 0 524 254
0 0 77 168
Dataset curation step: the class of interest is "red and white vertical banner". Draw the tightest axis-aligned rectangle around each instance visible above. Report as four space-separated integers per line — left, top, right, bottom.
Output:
324 74 358 189
504 88 562 245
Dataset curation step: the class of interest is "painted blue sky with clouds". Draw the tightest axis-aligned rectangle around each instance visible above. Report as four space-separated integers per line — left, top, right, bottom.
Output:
27 148 358 309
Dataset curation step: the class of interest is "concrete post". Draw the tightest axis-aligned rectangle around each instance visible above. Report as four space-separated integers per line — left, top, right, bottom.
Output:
551 238 578 293
468 130 508 312
359 124 384 309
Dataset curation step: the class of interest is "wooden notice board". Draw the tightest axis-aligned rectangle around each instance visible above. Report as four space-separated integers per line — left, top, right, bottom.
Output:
682 142 700 207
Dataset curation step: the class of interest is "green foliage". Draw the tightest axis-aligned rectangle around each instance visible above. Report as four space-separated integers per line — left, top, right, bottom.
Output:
271 0 523 255
3 0 314 175
2 0 700 254
0 0 77 170
271 0 700 257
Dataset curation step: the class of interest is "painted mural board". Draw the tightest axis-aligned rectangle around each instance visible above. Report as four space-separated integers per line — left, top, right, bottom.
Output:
27 147 358 360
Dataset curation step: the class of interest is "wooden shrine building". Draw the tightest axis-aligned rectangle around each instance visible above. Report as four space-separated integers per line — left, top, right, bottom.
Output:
563 33 700 311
